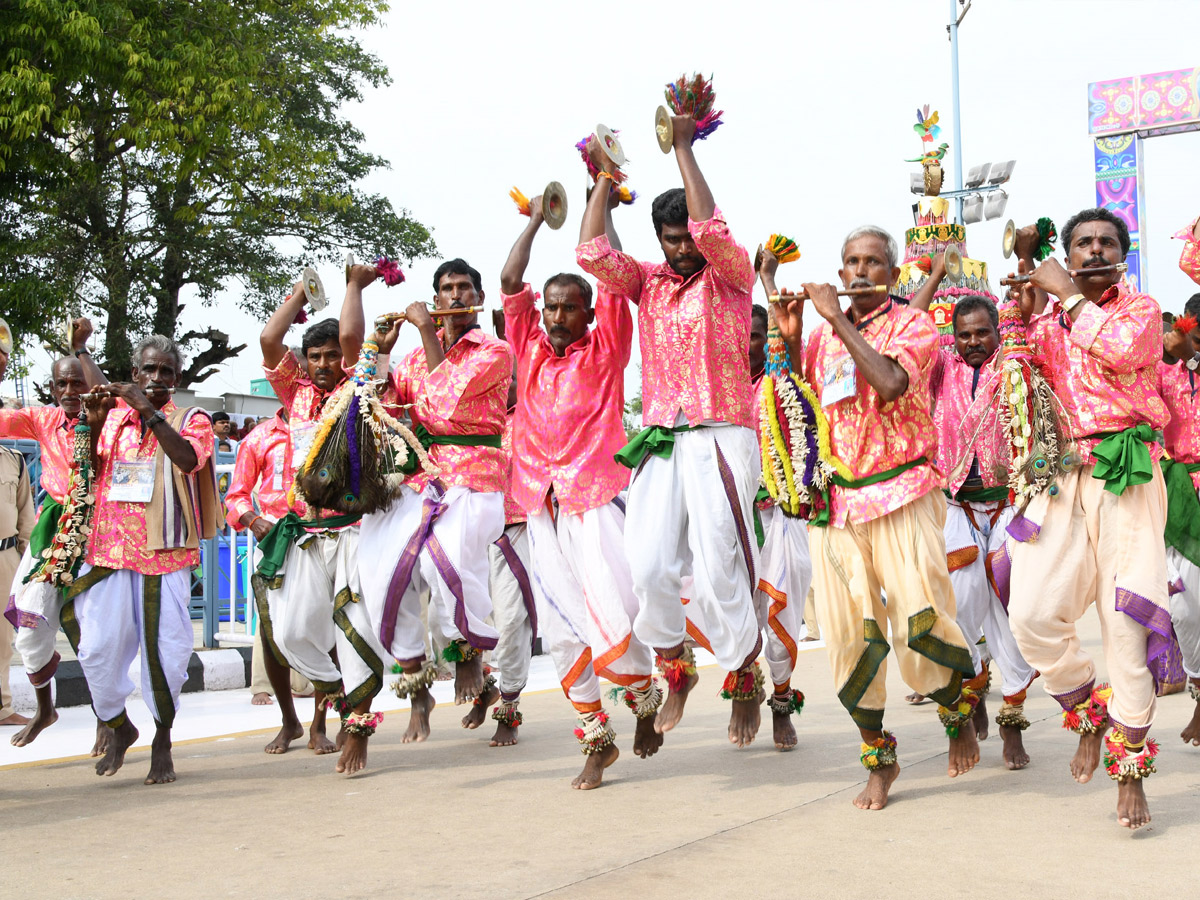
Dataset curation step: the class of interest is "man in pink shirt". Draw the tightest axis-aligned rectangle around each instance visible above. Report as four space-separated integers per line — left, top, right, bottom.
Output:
576 115 763 745
503 192 663 789
73 335 219 785
345 259 513 746
1007 207 1169 830
773 225 978 812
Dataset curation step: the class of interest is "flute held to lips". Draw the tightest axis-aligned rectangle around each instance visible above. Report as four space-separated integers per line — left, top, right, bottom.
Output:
767 284 888 304
999 263 1127 287
80 385 176 401
373 306 484 329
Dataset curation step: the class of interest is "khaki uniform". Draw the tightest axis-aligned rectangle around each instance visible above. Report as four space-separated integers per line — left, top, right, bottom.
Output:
1 446 35 719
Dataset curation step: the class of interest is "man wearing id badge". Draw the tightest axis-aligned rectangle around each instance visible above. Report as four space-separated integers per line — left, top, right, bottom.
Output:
773 226 977 812
75 335 220 785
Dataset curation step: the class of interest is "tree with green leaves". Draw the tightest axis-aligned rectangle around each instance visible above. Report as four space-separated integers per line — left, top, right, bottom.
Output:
0 0 435 385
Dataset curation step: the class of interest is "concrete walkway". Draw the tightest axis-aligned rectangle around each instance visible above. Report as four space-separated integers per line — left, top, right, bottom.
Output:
2 620 1198 899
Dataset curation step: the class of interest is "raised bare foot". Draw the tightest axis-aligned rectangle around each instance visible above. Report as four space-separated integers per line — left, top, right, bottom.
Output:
308 722 337 755
633 713 664 758
999 724 1030 770
454 656 485 705
461 681 499 729
1070 730 1105 783
905 692 928 705
571 742 619 790
655 672 699 735
973 694 989 741
264 720 304 754
1180 698 1200 746
95 719 139 777
91 719 110 757
144 725 176 784
1116 778 1151 828
403 688 435 743
728 691 764 748
335 733 369 775
489 720 519 747
0 712 30 726
853 762 900 810
10 707 58 747
772 708 798 751
947 719 980 777
252 692 274 706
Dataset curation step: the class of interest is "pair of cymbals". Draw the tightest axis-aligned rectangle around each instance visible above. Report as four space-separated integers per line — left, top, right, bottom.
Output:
1001 219 1017 258
542 181 568 230
303 266 327 311
0 316 11 356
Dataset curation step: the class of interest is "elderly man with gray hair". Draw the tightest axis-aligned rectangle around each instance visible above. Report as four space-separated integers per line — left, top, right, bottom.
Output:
73 334 220 785
771 225 978 812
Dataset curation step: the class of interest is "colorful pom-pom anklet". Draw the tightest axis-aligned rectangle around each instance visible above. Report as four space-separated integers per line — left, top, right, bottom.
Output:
609 679 664 719
442 640 480 664
719 661 765 702
656 647 696 694
937 684 982 738
574 709 615 755
767 687 805 717
391 660 437 699
1104 734 1158 781
1062 683 1111 735
860 732 898 770
343 711 383 738
491 699 522 729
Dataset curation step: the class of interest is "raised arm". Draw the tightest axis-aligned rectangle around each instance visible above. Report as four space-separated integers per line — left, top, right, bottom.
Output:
670 117 714 222
69 318 107 387
501 196 545 295
805 284 909 402
909 254 946 313
340 265 381 363
261 281 306 370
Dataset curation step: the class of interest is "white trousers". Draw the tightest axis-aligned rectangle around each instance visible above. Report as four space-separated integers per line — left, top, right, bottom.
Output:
8 545 66 684
260 526 381 705
755 505 811 689
945 498 1037 698
528 500 652 712
360 484 503 662
74 567 192 727
1167 547 1200 680
488 522 533 697
625 425 761 671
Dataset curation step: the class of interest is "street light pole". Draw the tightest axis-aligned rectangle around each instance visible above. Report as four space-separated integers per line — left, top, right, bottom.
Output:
948 0 969 223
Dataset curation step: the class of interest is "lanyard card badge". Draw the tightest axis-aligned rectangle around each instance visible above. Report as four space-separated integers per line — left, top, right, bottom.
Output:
822 353 857 408
110 460 155 503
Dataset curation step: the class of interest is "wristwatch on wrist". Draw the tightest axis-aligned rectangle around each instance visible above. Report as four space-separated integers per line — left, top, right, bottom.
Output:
74 347 89 358
1186 354 1200 373
145 411 166 429
1063 293 1087 316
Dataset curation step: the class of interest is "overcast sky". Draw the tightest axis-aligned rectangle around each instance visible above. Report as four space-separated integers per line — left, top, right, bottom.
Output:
14 0 1200 403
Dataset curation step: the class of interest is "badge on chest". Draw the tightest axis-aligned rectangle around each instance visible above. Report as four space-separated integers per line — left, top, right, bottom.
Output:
110 460 155 503
822 354 857 407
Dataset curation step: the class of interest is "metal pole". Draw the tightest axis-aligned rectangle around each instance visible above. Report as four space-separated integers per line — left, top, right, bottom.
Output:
949 0 964 223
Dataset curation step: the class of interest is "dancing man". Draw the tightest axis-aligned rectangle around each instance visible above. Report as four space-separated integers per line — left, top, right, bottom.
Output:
577 113 763 745
772 225 979 811
1007 207 1168 829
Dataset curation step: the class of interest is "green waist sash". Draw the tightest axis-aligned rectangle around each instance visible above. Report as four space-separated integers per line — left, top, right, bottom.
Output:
832 457 928 490
397 425 503 474
27 497 64 563
256 511 361 580
1161 459 1200 569
945 484 1011 504
1087 424 1163 496
615 424 698 470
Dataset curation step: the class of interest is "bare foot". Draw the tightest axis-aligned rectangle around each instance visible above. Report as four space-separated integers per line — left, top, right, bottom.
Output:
10 707 58 747
947 719 980 777
655 672 699 735
454 656 485 705
403 687 434 743
728 691 764 748
572 742 619 790
1000 724 1030 770
1070 730 1105 783
633 713 664 758
800 634 819 642
853 762 900 810
488 721 519 747
1116 778 1151 829
0 712 30 726
252 692 274 706
95 719 139 777
144 725 176 785
308 722 337 755
461 682 499 729
91 719 110 758
905 692 928 705
772 708 798 751
335 732 369 775
973 694 989 741
1180 698 1200 746
264 721 304 754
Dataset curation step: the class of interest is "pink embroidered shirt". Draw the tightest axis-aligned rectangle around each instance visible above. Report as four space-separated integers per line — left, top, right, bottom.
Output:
802 298 943 527
1157 360 1200 489
576 207 755 429
1175 216 1200 285
224 411 290 529
0 405 76 505
931 348 1008 495
88 400 214 575
1027 283 1168 463
503 283 632 516
500 408 525 525
391 328 513 495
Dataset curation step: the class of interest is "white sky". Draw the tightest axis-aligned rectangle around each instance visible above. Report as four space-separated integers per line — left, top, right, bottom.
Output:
13 0 1200 402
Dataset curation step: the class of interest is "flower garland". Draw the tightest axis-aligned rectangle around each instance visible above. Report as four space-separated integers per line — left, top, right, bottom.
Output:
442 640 480 664
656 647 696 694
994 702 1030 731
608 679 664 719
343 711 383 738
1103 734 1158 781
391 660 437 699
574 709 615 755
1062 683 1111 735
767 688 805 717
491 699 522 729
27 421 95 587
860 731 898 770
719 661 765 702
937 684 982 738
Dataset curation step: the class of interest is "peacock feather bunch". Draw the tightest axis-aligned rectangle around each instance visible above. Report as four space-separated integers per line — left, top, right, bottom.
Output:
664 73 724 142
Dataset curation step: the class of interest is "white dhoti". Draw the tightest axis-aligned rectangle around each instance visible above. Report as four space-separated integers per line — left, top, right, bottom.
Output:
72 567 192 726
625 424 761 671
528 499 652 713
6 545 69 686
256 524 382 708
488 522 534 697
944 497 1037 699
1167 548 1200 680
360 484 502 663
755 505 811 690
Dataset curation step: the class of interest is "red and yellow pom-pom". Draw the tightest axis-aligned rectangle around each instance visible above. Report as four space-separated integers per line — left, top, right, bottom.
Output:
509 187 531 216
766 233 801 264
1175 314 1198 335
